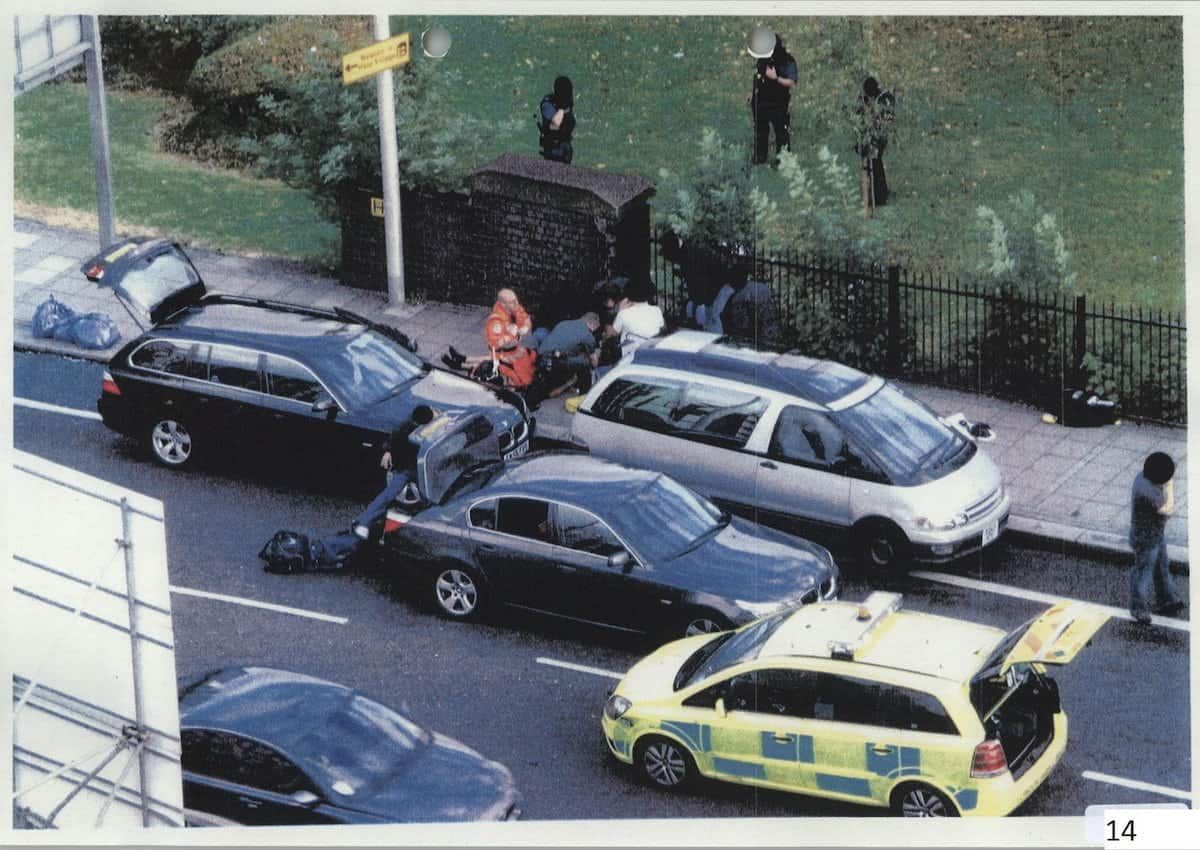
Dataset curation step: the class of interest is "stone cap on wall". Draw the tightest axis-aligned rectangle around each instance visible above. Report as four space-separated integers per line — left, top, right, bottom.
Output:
470 153 655 218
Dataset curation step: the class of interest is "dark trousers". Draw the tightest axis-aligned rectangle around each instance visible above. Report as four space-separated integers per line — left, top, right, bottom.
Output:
1130 539 1181 614
866 155 889 206
753 103 790 164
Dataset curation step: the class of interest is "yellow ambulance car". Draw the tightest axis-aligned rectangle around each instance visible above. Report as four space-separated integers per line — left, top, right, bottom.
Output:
601 592 1107 816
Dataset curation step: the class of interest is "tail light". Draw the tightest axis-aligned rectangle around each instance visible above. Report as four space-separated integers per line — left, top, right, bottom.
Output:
84 263 105 281
970 739 1009 778
101 371 122 396
383 509 411 535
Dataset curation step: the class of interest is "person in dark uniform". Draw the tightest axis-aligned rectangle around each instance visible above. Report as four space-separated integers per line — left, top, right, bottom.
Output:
747 33 797 165
539 75 576 164
856 76 896 207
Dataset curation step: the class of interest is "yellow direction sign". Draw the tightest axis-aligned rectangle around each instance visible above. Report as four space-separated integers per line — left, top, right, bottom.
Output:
342 32 410 85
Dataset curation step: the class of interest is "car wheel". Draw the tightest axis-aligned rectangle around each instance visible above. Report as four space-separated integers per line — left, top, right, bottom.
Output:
433 567 483 620
683 611 731 638
892 783 960 817
635 736 695 790
147 416 194 468
855 519 909 571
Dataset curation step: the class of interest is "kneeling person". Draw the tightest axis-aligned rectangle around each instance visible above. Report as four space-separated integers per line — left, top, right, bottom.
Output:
529 311 601 407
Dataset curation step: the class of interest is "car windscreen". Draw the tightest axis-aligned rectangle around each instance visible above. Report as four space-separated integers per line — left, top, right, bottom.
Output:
608 475 726 561
295 694 431 798
833 383 971 482
319 328 426 408
674 609 793 690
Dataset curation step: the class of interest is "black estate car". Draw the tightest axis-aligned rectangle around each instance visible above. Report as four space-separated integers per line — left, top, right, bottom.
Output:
178 666 522 826
374 418 840 641
87 238 530 471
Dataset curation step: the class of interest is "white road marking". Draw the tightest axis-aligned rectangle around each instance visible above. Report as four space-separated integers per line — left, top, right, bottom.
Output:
169 586 348 625
911 570 1190 633
14 397 103 421
536 657 623 680
1081 770 1192 801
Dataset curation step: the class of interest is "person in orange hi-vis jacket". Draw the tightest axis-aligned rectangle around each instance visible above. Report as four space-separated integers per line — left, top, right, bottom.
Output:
441 288 538 388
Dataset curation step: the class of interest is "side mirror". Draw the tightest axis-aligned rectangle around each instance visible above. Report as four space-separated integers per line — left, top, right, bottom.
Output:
289 789 321 807
311 392 337 414
608 550 631 570
714 697 727 719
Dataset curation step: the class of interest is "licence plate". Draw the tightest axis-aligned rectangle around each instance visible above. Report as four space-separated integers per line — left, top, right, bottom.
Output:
982 521 999 546
503 440 530 460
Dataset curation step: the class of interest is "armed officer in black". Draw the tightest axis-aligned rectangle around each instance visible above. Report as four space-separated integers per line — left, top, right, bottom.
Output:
748 33 797 165
539 75 576 164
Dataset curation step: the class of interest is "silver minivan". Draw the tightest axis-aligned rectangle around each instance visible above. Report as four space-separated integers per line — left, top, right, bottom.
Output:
570 331 1010 569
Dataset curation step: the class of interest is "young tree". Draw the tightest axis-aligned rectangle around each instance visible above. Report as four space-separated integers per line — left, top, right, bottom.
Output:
774 146 886 264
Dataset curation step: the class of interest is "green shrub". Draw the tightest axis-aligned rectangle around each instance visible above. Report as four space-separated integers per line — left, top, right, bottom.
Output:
774 146 886 263
99 16 263 92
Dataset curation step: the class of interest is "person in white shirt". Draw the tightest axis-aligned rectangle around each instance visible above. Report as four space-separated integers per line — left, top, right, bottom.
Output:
612 292 665 358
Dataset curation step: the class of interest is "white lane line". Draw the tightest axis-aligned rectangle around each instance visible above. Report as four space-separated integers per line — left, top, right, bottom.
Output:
15 397 102 421
911 570 1190 633
169 586 348 625
1081 771 1192 801
536 657 623 680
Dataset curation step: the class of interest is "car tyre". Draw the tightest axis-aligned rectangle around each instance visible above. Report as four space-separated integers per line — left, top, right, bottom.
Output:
854 519 909 572
634 735 695 791
682 610 731 639
891 782 960 817
432 566 484 621
147 415 195 468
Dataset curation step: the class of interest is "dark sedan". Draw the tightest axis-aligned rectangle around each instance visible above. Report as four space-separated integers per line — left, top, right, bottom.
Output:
379 451 840 641
178 666 521 826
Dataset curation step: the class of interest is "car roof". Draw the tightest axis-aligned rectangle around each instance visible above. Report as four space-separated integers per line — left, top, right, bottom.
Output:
178 666 356 748
631 331 873 406
153 301 365 361
486 452 663 509
759 601 1005 682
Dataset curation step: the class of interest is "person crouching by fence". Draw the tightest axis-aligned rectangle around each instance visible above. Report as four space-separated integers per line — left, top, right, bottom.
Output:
525 311 602 409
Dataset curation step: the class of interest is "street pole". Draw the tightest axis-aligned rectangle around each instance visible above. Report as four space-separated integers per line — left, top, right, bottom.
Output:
373 15 406 305
81 15 116 249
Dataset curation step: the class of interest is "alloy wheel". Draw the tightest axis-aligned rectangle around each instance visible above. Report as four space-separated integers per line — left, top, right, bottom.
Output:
684 616 725 637
150 419 192 466
642 740 688 788
900 786 953 817
435 569 478 618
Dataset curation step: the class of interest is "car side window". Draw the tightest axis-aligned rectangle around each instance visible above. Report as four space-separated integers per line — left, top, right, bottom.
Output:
550 503 625 557
468 499 498 530
809 672 883 726
769 406 845 466
495 497 551 543
592 377 684 434
182 729 308 794
208 345 262 392
130 340 205 378
265 355 324 404
753 669 820 717
876 685 959 735
671 384 767 449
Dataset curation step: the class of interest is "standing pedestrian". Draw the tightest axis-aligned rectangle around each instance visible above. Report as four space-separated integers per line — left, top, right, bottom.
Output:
538 75 576 164
747 32 797 165
854 76 896 209
1128 451 1185 624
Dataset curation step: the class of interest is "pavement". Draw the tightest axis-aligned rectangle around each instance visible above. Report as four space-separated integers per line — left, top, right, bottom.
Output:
11 216 1190 570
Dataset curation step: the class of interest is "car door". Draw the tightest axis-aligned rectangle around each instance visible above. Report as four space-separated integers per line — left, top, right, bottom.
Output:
544 502 663 631
123 337 208 420
801 671 895 806
260 353 345 457
467 497 563 613
181 729 341 826
195 343 271 456
577 375 695 479
864 684 968 806
751 405 853 534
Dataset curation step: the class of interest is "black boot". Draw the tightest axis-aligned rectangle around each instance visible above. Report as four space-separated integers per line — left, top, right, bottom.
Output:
448 345 466 363
441 354 463 370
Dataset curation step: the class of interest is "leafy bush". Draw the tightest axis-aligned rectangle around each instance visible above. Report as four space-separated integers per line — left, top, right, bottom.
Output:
244 46 505 218
99 16 263 92
774 146 886 263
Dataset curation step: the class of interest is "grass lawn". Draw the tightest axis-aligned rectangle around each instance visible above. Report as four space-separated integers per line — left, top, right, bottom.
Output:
13 15 1183 311
13 83 339 265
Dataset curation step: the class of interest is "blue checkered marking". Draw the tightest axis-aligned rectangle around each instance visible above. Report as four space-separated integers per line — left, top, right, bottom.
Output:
760 732 815 763
713 757 767 779
816 773 872 796
660 721 711 753
865 743 921 778
954 788 978 811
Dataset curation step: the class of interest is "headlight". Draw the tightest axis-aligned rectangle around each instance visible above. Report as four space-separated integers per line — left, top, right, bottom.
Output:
735 598 788 619
604 694 632 721
914 512 969 531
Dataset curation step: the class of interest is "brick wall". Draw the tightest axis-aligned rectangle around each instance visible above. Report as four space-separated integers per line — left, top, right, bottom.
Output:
340 156 654 326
